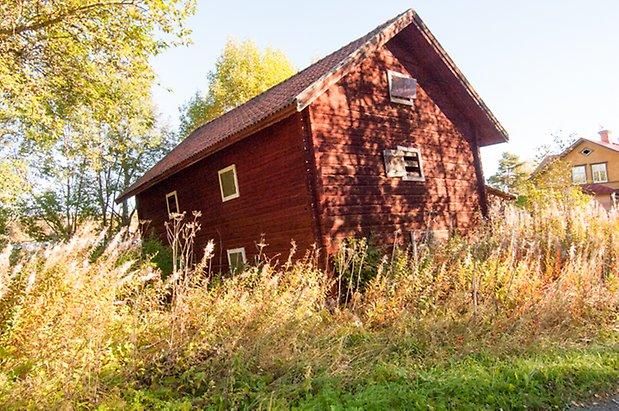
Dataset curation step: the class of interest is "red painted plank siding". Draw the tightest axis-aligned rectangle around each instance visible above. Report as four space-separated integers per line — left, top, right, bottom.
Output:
308 44 483 251
136 113 317 272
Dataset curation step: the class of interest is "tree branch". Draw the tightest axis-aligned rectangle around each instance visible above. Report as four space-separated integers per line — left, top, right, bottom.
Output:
0 1 137 38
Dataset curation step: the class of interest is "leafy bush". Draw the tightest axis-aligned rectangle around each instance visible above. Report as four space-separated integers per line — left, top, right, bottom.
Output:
142 236 174 278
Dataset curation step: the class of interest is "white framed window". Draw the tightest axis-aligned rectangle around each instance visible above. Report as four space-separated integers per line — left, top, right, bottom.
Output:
218 164 240 202
571 165 587 184
591 163 608 183
580 147 593 156
227 247 246 274
383 146 425 181
388 70 417 106
165 191 179 216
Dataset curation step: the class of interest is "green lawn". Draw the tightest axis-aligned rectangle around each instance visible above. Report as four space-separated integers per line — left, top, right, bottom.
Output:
103 335 619 410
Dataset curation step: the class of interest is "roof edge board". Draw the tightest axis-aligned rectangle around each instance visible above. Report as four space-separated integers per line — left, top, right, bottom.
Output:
116 103 297 203
409 13 508 144
296 9 414 111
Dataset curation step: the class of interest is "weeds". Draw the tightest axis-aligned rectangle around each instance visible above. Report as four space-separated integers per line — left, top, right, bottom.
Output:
0 196 617 409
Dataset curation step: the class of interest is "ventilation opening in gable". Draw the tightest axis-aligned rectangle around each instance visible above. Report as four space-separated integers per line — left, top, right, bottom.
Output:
580 148 593 156
388 70 417 106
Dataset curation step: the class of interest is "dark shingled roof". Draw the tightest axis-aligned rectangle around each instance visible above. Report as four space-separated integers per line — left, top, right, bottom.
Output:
117 9 508 202
582 184 618 195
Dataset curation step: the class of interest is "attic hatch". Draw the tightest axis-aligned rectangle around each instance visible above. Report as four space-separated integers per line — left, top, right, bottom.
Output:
388 70 417 105
580 148 593 156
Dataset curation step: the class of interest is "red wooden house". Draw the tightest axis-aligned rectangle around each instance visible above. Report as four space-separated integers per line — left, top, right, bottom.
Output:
117 9 508 271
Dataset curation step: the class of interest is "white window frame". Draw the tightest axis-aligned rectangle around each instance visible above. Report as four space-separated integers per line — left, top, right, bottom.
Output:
591 163 608 183
165 191 179 216
218 164 240 202
383 146 425 182
580 147 593 156
387 70 417 106
226 247 246 273
571 165 587 184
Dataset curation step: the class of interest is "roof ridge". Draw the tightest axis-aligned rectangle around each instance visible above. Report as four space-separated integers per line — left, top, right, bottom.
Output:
295 10 412 109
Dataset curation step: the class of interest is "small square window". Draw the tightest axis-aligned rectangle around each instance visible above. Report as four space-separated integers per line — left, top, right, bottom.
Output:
227 247 246 274
165 191 179 216
218 164 240 202
571 165 587 184
388 70 417 106
384 146 425 181
580 148 593 156
591 163 608 183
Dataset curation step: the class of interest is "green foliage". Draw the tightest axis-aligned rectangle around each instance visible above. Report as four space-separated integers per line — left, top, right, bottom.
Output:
0 148 29 240
334 237 385 301
178 38 296 136
142 237 174 279
292 345 619 410
521 158 591 212
0 0 194 238
20 190 98 241
0 208 10 245
15 64 179 240
0 0 195 144
487 152 530 195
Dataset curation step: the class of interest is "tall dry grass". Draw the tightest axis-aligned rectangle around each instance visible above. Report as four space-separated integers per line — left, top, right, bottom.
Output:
0 195 617 409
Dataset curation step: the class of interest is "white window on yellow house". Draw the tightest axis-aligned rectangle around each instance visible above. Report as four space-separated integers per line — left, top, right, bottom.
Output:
591 163 608 183
571 165 587 184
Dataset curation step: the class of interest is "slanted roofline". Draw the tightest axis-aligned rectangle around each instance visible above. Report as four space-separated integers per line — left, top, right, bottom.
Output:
117 9 508 203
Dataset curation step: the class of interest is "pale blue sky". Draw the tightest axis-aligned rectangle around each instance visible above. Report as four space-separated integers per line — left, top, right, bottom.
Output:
152 0 619 175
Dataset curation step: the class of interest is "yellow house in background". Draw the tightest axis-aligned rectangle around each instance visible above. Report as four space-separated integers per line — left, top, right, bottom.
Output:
533 130 619 210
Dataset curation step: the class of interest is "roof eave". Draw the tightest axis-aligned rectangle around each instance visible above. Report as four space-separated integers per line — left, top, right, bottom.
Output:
296 9 415 110
115 102 298 203
408 13 508 146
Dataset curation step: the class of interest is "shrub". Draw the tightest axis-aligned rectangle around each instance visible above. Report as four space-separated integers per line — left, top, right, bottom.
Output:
142 236 174 278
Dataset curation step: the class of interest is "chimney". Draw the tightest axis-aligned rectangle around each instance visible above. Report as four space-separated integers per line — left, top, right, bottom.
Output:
599 129 611 143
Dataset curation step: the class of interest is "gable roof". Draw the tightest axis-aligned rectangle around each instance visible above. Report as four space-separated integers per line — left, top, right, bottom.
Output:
531 137 619 178
117 9 508 203
587 138 619 153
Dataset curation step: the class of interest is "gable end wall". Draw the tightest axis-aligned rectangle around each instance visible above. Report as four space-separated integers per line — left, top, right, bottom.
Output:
308 44 483 250
563 141 619 187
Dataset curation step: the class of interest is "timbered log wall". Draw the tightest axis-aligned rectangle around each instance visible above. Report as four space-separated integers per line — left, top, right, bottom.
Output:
136 113 317 272
137 39 488 268
307 43 483 251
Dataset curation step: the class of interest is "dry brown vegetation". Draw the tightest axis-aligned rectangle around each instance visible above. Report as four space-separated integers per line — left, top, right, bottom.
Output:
0 192 617 409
